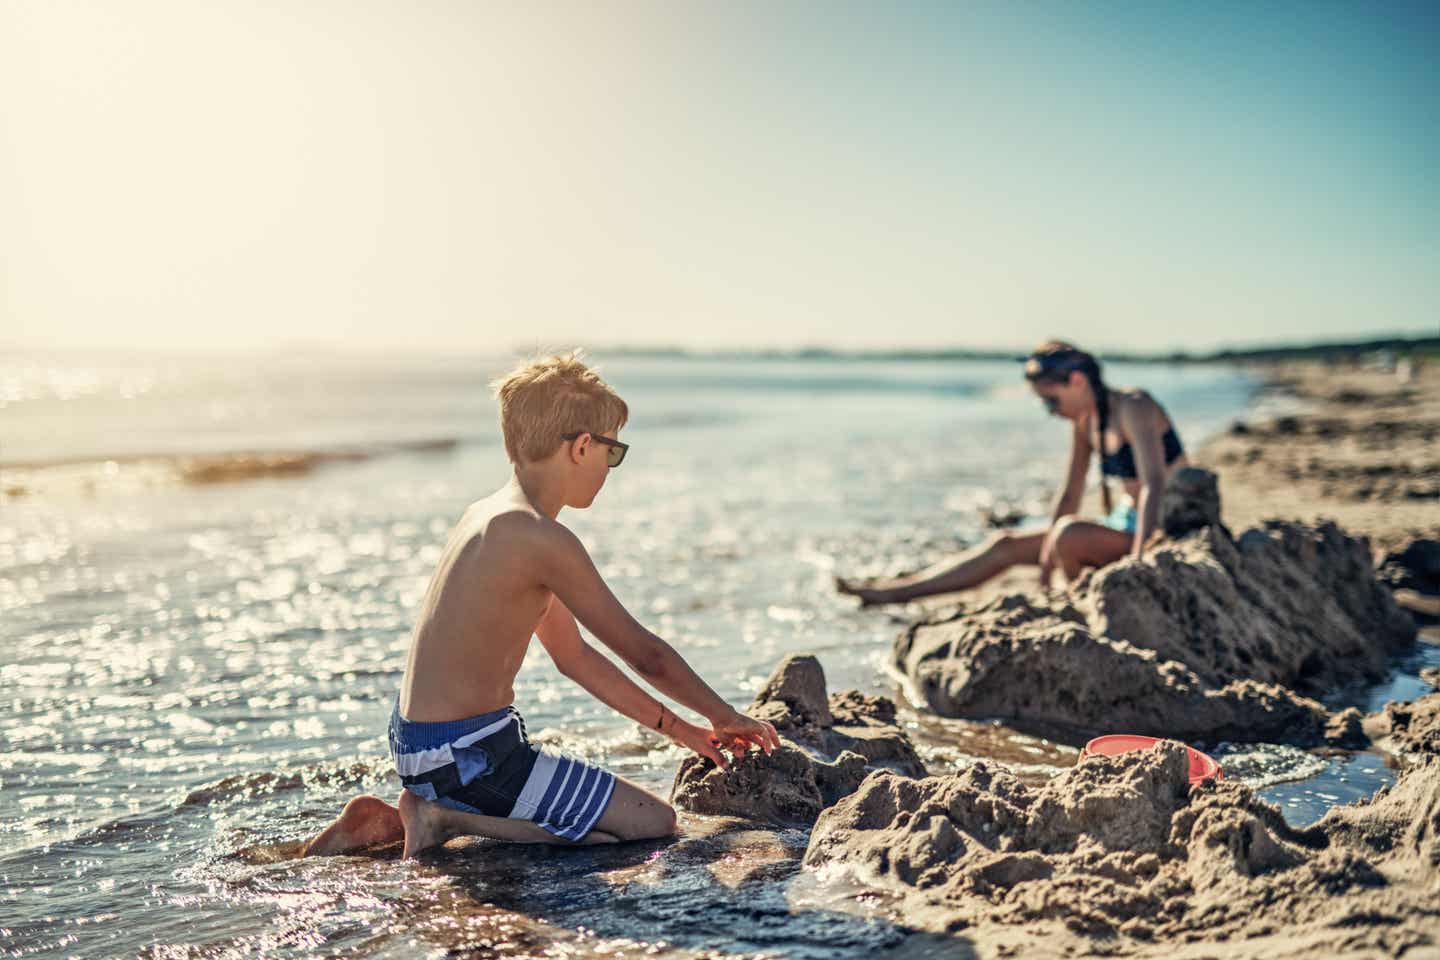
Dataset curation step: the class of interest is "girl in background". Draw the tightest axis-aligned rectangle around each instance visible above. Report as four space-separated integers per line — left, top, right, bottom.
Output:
837 341 1188 605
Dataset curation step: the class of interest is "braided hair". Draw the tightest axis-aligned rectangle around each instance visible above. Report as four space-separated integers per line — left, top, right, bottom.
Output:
1022 341 1113 515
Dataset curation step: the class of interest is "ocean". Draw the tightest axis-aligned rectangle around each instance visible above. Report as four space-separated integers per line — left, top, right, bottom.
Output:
1 351 1413 957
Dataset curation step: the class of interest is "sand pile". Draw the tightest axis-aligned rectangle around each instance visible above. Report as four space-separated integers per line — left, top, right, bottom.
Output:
670 655 927 825
1082 520 1414 693
894 515 1415 744
1373 690 1440 759
804 734 1440 955
1158 465 1224 536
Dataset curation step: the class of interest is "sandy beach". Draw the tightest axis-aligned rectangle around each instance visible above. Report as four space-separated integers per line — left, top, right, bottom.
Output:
1198 360 1440 552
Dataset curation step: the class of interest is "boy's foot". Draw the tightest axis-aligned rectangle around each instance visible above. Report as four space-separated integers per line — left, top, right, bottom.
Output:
398 789 453 859
302 795 404 856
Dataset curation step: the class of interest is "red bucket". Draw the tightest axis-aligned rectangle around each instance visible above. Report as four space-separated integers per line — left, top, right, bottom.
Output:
1080 734 1223 785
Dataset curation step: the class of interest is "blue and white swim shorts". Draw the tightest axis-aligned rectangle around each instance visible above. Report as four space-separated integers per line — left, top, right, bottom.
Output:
388 700 616 842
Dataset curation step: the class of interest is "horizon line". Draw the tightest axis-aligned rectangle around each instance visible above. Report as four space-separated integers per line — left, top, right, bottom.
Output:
3 332 1436 364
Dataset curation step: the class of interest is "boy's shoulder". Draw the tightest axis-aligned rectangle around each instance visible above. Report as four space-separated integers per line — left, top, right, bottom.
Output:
466 497 582 560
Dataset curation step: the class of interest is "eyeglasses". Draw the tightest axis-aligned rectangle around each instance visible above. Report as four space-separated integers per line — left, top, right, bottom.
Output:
1041 395 1062 414
561 432 630 468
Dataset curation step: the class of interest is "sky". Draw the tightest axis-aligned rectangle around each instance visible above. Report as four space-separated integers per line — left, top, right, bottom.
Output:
1 0 1436 355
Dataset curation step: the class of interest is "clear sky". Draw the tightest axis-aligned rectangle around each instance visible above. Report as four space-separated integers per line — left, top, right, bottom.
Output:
2 0 1436 355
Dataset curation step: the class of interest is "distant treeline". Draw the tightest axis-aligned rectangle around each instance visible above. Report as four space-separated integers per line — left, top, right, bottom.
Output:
1177 335 1440 364
593 334 1440 365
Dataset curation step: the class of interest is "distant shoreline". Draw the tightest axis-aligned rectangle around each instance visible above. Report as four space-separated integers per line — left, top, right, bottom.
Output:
584 334 1440 365
5 334 1435 366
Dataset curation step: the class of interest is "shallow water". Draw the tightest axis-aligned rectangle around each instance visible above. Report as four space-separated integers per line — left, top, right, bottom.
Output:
1326 636 1440 715
0 351 1426 957
1224 634 1440 826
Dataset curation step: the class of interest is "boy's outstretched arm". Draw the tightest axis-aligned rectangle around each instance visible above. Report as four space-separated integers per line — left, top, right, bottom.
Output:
536 598 736 768
534 522 780 756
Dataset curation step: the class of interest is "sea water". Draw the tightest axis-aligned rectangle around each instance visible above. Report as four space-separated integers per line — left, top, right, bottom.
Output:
1 350 1426 957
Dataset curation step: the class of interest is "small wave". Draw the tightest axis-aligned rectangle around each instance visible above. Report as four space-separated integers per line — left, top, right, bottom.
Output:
180 759 393 808
1210 742 1331 789
229 838 315 864
0 803 179 865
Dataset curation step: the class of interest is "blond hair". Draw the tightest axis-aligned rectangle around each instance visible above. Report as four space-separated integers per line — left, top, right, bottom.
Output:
490 350 629 464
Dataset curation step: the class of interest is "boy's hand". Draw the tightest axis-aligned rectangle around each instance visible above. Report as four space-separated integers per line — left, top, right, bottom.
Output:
663 716 731 769
708 708 780 758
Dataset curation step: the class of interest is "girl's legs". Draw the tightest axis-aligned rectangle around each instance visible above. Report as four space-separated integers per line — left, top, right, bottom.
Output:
836 530 1046 605
1043 518 1132 581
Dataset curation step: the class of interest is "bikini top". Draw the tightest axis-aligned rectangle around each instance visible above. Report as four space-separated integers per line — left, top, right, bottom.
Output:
1100 426 1184 479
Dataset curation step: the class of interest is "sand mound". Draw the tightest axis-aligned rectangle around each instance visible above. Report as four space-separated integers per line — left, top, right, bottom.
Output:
1159 465 1223 537
895 519 1415 744
1373 690 1440 759
671 655 927 825
804 740 1440 954
1085 521 1414 692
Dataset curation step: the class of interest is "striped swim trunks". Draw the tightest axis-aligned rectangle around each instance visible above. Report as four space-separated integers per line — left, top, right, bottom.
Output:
388 700 617 842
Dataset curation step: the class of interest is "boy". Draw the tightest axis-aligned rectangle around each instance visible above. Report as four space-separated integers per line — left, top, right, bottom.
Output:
305 351 777 858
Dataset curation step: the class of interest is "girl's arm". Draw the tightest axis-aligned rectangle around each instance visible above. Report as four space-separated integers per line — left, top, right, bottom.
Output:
1041 419 1095 587
1049 417 1093 525
1116 396 1169 556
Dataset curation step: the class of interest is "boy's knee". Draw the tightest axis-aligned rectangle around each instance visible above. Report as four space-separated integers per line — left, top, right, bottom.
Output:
625 800 677 841
648 801 678 839
602 781 678 841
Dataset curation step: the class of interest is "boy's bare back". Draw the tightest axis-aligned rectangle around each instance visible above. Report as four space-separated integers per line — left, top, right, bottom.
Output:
398 485 556 722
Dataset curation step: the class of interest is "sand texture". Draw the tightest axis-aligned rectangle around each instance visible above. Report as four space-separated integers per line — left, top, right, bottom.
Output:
804 729 1440 957
670 655 928 825
893 515 1411 745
